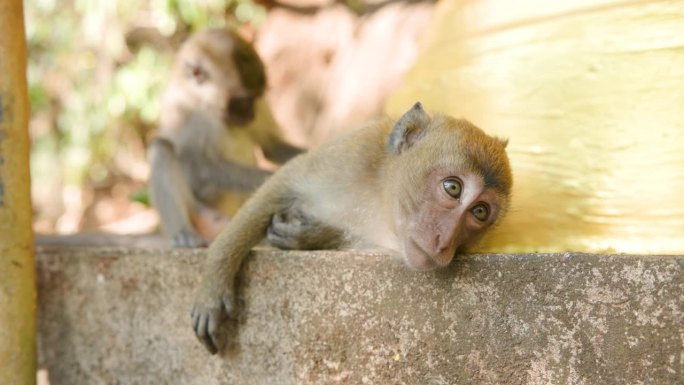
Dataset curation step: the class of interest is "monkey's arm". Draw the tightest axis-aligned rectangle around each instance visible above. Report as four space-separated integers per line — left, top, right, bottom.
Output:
148 138 206 247
201 158 272 190
191 161 300 354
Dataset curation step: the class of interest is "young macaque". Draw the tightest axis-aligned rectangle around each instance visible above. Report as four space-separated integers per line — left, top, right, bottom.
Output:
191 102 512 354
148 28 303 248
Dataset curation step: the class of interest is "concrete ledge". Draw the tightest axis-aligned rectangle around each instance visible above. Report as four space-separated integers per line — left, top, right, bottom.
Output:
36 246 684 384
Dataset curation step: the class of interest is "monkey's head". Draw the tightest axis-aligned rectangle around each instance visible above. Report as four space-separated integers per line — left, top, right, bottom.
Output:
385 102 512 271
174 28 266 126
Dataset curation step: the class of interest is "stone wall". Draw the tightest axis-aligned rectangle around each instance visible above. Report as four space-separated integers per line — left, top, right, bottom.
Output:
36 246 684 384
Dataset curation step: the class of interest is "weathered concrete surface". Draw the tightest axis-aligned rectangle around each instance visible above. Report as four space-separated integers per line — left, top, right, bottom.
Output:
36 246 684 385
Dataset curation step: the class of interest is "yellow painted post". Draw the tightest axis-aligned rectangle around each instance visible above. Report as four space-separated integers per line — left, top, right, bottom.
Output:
0 0 37 384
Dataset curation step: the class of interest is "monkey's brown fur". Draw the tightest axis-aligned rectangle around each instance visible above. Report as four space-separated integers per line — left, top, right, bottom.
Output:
191 102 512 354
148 28 302 248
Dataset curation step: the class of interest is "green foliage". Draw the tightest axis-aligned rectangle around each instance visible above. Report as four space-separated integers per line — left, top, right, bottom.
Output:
26 0 267 203
130 186 151 206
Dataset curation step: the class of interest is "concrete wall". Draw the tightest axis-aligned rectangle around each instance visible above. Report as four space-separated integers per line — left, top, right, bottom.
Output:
36 246 683 384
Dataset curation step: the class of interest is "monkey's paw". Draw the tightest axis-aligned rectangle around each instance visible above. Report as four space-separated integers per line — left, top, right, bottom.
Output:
267 210 308 249
173 228 207 248
190 288 235 354
267 209 344 250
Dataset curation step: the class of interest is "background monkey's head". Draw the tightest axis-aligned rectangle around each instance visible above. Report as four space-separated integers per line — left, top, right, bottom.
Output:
172 28 266 126
386 103 512 270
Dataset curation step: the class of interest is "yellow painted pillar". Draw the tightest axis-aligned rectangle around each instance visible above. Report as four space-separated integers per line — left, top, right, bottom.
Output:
0 0 37 384
389 0 684 253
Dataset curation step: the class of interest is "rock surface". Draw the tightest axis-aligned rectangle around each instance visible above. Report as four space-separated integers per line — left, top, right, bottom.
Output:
36 246 683 384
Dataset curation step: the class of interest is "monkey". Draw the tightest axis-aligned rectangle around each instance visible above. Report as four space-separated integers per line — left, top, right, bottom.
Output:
190 102 512 354
148 28 303 248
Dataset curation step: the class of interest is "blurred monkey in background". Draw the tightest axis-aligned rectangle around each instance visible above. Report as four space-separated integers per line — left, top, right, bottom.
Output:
148 28 303 247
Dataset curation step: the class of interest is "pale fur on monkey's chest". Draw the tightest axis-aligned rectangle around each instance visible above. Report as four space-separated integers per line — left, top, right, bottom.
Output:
295 177 401 253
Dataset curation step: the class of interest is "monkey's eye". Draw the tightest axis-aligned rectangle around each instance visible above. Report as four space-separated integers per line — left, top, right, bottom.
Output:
184 62 209 84
442 178 462 199
471 203 490 221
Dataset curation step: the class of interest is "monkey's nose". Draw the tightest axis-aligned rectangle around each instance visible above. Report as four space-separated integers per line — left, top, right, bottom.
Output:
434 234 445 253
433 233 454 254
432 233 458 265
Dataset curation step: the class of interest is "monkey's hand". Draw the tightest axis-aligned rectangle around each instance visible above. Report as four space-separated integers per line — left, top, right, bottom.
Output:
190 282 235 354
267 206 344 250
172 228 208 248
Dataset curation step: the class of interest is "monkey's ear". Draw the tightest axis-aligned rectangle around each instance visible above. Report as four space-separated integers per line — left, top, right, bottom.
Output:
498 137 509 149
184 61 209 84
387 102 431 154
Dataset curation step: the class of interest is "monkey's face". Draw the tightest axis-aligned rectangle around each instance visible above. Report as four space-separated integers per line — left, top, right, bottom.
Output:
180 60 260 126
386 113 511 271
397 168 506 271
177 29 266 127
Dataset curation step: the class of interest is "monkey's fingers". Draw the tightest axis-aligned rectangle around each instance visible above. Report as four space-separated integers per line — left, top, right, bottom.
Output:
207 313 220 352
222 294 236 318
173 229 207 248
275 210 305 226
267 212 309 249
191 304 221 354
266 226 301 250
266 230 294 249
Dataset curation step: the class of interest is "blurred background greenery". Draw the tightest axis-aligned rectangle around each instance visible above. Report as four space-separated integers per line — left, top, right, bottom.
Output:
27 0 268 234
26 0 433 236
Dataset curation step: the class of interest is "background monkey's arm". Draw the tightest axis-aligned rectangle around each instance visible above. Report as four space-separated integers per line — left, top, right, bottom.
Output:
148 138 206 247
201 158 273 190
